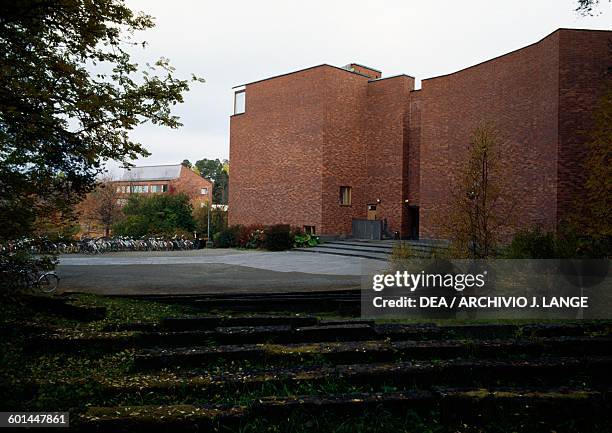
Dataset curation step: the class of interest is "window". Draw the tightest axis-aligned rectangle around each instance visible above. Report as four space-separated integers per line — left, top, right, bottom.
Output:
150 185 159 193
162 184 168 193
130 185 148 193
339 186 352 206
201 187 208 195
304 225 316 234
116 186 122 193
234 90 245 115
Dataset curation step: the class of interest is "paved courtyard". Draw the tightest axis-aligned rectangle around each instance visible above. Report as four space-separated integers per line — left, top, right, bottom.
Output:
57 249 386 295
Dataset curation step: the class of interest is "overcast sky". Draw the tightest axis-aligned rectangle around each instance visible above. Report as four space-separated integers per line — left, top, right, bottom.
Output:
108 0 611 176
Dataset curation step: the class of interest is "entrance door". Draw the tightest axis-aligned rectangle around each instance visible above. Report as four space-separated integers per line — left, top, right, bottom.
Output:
408 206 419 239
367 204 377 220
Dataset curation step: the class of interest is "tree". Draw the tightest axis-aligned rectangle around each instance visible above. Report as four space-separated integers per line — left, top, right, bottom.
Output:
576 0 610 14
113 193 195 237
444 123 513 258
193 204 228 239
77 179 123 237
565 80 612 257
0 0 203 242
195 158 229 204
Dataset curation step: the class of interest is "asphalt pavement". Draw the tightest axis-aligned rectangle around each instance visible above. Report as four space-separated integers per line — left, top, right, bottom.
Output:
57 249 386 295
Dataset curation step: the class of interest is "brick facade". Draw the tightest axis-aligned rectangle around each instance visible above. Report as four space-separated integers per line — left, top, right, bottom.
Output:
229 29 611 239
114 165 213 209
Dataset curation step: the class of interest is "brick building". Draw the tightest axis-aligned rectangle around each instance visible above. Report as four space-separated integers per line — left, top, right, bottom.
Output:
229 29 611 239
114 164 213 209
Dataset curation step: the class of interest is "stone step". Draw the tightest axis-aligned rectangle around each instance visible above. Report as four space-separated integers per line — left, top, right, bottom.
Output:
78 386 611 432
293 246 391 261
133 336 612 371
312 244 394 253
64 357 612 402
37 322 612 353
30 324 378 353
159 315 318 331
117 291 362 313
24 295 106 322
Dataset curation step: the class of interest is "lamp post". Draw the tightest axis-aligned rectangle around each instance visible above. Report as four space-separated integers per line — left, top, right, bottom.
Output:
206 203 213 248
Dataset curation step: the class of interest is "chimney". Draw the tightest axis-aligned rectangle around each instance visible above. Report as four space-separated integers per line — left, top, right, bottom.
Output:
342 63 382 79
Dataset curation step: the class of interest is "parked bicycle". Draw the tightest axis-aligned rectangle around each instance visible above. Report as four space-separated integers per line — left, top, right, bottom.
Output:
0 254 60 294
7 235 198 255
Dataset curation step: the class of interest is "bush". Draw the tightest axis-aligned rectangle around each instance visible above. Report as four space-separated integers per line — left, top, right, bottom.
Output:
503 227 556 259
293 232 320 248
213 225 241 248
262 224 293 251
503 226 610 259
236 224 265 248
391 242 414 261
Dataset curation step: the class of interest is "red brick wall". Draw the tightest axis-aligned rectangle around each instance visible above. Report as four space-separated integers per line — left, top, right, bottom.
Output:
418 30 562 239
320 67 369 235
229 66 328 231
557 29 611 226
172 165 214 208
363 76 414 236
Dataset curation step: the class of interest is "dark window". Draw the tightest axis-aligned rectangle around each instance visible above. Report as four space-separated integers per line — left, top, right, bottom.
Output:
304 225 316 234
339 186 352 206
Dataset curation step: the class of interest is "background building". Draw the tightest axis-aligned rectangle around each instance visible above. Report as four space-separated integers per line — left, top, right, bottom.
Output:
114 164 214 209
229 28 611 239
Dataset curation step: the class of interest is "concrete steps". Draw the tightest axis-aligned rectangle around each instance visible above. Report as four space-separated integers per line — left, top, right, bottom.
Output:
133 336 612 371
18 310 612 431
78 386 612 432
295 239 449 260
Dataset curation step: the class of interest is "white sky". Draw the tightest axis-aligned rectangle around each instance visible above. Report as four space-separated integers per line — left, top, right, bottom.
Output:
107 0 611 176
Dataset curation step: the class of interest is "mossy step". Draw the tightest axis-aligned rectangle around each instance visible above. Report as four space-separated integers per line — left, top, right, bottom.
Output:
30 323 378 352
56 356 612 402
377 322 612 341
133 336 612 371
190 297 360 314
160 315 318 331
30 322 612 354
78 387 611 432
24 295 106 322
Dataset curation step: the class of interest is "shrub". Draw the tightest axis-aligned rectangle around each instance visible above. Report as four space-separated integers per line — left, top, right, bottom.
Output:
245 228 265 249
503 226 610 259
293 232 321 248
262 224 293 251
503 227 556 259
391 242 413 261
237 224 265 248
213 225 241 248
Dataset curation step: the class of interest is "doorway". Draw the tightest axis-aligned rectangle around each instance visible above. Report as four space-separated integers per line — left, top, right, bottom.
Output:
408 206 419 239
367 204 377 220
